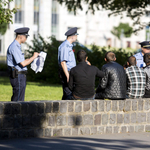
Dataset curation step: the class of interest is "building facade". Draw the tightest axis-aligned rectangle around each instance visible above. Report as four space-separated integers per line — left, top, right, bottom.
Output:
0 0 149 56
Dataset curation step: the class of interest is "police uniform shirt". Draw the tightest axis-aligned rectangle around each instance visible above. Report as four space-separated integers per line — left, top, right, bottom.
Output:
134 52 146 68
58 40 76 71
7 40 27 71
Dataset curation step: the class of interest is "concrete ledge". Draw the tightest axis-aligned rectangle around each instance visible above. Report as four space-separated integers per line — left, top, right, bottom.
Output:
0 99 150 139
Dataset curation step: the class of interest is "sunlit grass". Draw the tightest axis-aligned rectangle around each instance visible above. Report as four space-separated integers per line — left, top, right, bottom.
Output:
0 77 62 101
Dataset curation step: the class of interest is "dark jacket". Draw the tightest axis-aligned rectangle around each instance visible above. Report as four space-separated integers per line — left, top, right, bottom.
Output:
96 61 126 99
68 61 104 98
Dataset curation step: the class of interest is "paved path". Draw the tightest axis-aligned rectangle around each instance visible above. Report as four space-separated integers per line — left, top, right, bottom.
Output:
0 132 150 150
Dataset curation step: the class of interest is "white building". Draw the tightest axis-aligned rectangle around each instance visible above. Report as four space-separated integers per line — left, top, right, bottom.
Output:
0 0 149 56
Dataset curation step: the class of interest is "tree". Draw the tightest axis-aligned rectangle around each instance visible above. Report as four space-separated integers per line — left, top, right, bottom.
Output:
111 23 133 40
0 23 8 35
56 0 150 32
0 0 17 24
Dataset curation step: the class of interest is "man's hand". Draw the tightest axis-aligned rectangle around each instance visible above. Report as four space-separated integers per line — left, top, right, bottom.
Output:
86 60 91 66
33 52 39 59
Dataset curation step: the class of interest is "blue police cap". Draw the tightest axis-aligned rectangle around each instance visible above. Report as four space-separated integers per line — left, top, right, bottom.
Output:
65 27 79 36
14 27 30 36
139 41 150 49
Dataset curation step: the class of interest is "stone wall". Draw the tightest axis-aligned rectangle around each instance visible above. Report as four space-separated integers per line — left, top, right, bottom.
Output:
0 99 150 139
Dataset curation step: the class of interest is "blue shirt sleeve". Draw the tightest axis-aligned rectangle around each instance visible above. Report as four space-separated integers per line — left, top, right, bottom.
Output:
60 46 69 62
11 46 24 64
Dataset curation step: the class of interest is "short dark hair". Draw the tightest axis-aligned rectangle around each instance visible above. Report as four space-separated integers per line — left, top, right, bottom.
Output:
105 51 116 62
144 53 150 64
77 50 87 62
128 56 136 66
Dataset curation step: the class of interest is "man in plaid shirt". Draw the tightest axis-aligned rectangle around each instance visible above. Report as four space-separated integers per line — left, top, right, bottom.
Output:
126 56 146 98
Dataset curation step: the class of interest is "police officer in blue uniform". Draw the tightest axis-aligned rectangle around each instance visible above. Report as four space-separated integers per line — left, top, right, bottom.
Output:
58 27 78 100
134 41 150 68
7 27 39 101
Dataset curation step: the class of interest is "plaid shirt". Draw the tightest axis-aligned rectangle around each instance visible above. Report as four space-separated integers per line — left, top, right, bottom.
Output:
126 66 146 98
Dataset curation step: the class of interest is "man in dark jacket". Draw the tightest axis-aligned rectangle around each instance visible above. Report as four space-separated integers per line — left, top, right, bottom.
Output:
68 50 104 100
95 51 126 100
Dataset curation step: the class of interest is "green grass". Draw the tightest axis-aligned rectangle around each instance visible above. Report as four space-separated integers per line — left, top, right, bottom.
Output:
0 77 62 101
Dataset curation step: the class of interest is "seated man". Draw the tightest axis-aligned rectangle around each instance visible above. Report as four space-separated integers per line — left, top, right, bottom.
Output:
95 51 126 100
126 56 146 98
68 50 104 100
143 53 150 98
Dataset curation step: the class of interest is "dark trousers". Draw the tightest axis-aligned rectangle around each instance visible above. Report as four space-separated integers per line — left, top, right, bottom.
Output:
59 69 72 100
10 74 26 101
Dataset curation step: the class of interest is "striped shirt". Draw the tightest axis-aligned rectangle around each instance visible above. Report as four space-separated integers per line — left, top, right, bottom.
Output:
126 66 146 98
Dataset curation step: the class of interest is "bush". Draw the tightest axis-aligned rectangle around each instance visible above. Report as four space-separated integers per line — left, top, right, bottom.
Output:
25 35 134 86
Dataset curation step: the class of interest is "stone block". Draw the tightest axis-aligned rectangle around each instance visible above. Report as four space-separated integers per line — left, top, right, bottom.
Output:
106 101 111 112
99 101 104 112
83 102 90 112
98 127 104 134
32 115 46 127
83 115 93 125
72 128 78 136
76 115 82 126
21 103 29 115
22 115 31 128
145 125 150 132
10 130 18 138
114 126 119 133
45 128 51 137
119 101 125 111
60 102 67 113
102 114 108 125
49 115 55 126
27 129 34 137
34 129 43 137
0 131 9 139
112 101 117 111
18 130 27 138
3 116 13 129
0 117 1 129
132 100 137 111
28 103 37 114
110 114 116 124
135 125 144 132
131 112 137 123
68 115 75 126
45 102 52 113
91 127 97 135
75 102 82 112
4 103 11 114
0 103 3 115
53 128 63 137
68 102 74 112
147 112 150 123
121 126 126 133
53 102 59 113
80 127 90 135
94 114 101 125
106 126 112 134
117 114 123 124
64 128 71 136
56 115 66 126
14 115 22 129
128 126 134 133
138 100 143 111
92 101 97 112
137 113 146 123
37 103 44 114
124 101 131 112
12 103 21 115
124 114 130 124
144 99 150 110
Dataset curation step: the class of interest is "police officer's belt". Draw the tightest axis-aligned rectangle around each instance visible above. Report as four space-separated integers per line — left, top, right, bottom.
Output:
18 71 27 75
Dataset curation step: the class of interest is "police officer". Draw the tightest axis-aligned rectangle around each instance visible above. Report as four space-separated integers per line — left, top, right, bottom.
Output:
7 27 39 101
134 41 150 68
58 27 78 100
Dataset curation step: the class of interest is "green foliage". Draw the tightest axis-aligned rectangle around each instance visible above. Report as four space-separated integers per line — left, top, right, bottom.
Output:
0 22 7 35
25 36 134 86
111 23 133 40
0 63 7 71
56 0 150 32
0 0 17 24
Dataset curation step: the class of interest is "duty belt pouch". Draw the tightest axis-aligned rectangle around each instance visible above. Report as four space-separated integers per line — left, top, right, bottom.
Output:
11 67 18 78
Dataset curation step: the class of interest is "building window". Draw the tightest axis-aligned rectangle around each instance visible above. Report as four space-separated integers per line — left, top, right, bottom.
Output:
34 0 39 25
146 11 150 17
51 0 59 36
15 0 23 23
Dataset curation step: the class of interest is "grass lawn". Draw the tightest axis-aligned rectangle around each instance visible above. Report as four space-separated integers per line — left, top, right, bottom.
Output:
0 77 63 101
